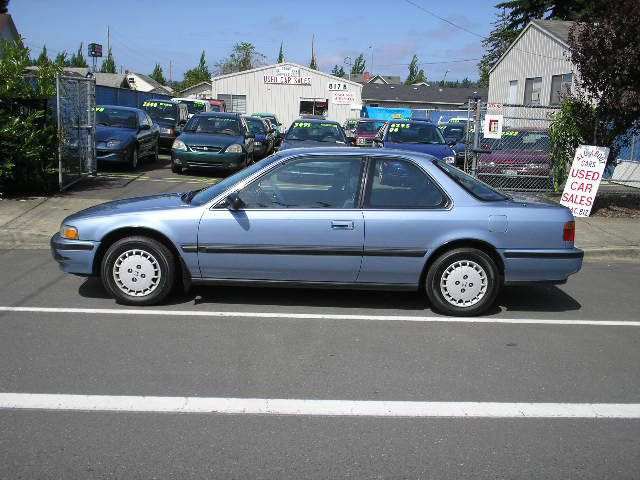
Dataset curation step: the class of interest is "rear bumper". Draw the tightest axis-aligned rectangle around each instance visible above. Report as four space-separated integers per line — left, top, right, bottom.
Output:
50 233 100 275
500 248 583 284
172 150 246 169
159 135 177 149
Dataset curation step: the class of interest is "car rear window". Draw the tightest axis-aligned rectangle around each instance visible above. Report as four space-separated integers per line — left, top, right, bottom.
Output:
386 122 445 144
435 160 507 201
485 130 550 151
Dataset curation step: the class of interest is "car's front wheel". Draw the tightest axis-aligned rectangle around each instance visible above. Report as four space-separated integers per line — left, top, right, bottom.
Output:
425 247 500 316
129 146 139 170
171 158 182 174
101 236 175 306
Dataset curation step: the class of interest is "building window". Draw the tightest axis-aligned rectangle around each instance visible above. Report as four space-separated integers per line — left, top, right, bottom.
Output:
550 73 573 105
508 80 518 104
217 94 246 113
523 77 542 105
300 98 328 117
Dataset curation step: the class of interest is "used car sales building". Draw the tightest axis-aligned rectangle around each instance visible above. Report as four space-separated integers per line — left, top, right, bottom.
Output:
210 62 363 129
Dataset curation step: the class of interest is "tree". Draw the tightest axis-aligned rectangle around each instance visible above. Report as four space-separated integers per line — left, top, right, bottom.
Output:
477 1 594 87
351 53 366 75
277 42 284 63
69 42 88 68
404 54 426 85
35 44 48 66
309 51 318 70
461 77 472 88
100 47 116 73
54 51 70 67
331 65 345 78
0 0 8 14
182 51 210 89
215 43 265 75
150 63 166 85
566 0 640 161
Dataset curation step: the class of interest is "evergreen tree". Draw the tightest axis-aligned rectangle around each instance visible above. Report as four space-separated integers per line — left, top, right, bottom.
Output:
69 42 88 68
461 77 472 88
404 55 426 84
36 45 48 66
331 65 345 77
150 63 166 85
351 53 366 74
182 51 211 89
100 47 116 73
309 53 318 70
277 42 285 63
54 51 70 67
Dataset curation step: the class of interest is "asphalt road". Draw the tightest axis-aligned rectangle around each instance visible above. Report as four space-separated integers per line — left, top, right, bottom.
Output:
0 248 639 479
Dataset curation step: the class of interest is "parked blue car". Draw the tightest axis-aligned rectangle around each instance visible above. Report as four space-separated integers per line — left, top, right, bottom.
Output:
375 119 456 165
243 115 275 159
280 118 353 150
95 105 160 170
438 122 470 167
50 148 582 316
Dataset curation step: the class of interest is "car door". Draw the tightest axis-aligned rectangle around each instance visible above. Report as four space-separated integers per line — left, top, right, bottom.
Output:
358 156 451 286
136 111 152 155
197 154 365 282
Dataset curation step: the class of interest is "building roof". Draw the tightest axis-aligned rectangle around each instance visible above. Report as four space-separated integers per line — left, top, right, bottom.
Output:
60 67 129 88
129 72 173 94
362 83 487 105
0 14 19 41
212 62 363 89
179 81 212 95
368 74 402 85
531 19 573 45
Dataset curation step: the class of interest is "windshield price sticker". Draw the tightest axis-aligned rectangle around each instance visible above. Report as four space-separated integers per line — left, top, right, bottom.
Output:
320 123 338 128
389 123 410 133
95 107 105 112
502 131 519 136
294 122 312 128
560 145 610 217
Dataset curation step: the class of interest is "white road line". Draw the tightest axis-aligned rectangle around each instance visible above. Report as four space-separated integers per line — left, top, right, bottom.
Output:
0 306 638 327
1 393 639 418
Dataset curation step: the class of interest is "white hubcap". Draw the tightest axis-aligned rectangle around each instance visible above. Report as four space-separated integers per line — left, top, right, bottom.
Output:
440 260 488 307
112 249 161 297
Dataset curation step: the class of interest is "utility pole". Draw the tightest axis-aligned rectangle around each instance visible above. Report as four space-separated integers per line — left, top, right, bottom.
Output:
169 60 173 83
107 25 110 54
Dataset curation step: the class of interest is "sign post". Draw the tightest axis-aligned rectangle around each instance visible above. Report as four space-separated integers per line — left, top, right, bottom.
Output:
560 145 610 217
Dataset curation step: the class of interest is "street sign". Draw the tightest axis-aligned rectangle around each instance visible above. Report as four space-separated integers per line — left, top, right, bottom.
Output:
487 102 503 113
482 114 503 139
560 145 610 217
88 43 102 58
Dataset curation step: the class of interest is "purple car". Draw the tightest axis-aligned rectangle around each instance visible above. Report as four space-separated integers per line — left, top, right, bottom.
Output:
355 119 386 147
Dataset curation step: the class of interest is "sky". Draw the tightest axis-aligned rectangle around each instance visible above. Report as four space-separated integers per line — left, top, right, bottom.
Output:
10 0 497 82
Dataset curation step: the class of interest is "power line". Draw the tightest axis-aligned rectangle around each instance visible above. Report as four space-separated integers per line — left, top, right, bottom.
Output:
403 0 484 38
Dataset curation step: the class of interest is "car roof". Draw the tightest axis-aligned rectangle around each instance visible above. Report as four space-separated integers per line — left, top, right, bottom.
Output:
392 119 433 123
293 118 341 125
196 112 240 118
275 146 439 161
97 105 142 112
143 98 180 105
253 113 277 117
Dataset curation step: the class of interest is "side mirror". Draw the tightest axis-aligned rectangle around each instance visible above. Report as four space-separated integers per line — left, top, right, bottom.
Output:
225 192 244 211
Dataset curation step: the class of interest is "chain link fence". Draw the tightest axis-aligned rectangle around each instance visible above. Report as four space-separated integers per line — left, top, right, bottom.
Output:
467 103 559 192
56 75 96 190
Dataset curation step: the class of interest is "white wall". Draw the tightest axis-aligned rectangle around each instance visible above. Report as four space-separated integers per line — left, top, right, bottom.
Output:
211 63 363 129
488 25 575 106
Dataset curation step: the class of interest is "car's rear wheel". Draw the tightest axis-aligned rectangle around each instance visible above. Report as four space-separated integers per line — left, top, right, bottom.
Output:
129 146 139 171
425 247 500 316
101 236 175 306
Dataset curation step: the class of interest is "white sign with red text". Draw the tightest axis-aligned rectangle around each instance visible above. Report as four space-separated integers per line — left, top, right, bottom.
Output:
560 145 609 217
482 114 503 139
332 91 355 105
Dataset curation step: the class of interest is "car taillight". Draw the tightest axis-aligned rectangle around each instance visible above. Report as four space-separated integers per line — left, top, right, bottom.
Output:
563 221 575 242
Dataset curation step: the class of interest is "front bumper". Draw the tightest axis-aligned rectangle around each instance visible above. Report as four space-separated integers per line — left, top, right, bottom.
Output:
501 247 583 284
171 150 247 169
96 149 127 162
159 134 177 149
50 233 100 275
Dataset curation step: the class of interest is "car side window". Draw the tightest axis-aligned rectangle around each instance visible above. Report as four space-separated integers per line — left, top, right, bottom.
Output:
238 156 364 209
366 158 447 209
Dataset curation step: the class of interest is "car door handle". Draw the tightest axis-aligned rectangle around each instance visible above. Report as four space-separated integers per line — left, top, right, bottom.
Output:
331 220 354 230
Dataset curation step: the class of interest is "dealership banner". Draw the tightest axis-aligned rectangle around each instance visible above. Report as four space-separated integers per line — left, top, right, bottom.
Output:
332 91 355 105
560 145 609 217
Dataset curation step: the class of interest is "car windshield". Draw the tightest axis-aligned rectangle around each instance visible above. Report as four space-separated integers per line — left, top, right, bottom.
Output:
178 100 207 115
286 121 346 143
245 117 267 135
386 122 445 144
183 115 241 135
356 121 385 134
189 155 282 206
486 131 551 151
140 101 178 122
435 160 507 201
209 104 221 112
95 107 137 129
439 124 466 142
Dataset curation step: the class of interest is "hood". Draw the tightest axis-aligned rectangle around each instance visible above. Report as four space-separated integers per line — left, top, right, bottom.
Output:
178 132 244 147
95 125 136 143
65 192 191 222
479 150 550 165
280 139 347 150
384 142 454 159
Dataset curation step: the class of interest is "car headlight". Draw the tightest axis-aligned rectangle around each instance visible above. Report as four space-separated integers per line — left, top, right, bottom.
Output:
172 138 187 150
106 139 121 148
443 156 456 165
59 225 79 240
225 144 243 153
160 127 174 135
254 141 262 146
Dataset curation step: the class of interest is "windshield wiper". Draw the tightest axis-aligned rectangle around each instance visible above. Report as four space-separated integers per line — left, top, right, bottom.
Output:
181 189 202 203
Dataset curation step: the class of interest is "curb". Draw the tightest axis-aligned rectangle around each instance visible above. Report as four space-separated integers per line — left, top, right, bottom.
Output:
581 246 640 263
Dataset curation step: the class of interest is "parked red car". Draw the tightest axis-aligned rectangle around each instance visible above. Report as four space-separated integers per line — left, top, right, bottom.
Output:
207 99 226 112
477 128 551 181
355 119 386 147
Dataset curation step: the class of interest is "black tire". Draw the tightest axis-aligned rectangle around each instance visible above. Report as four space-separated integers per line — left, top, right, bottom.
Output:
129 145 139 171
171 158 182 174
101 236 176 306
425 247 500 316
150 141 159 163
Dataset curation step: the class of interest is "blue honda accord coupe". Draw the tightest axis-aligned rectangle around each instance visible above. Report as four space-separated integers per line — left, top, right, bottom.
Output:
50 148 582 316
